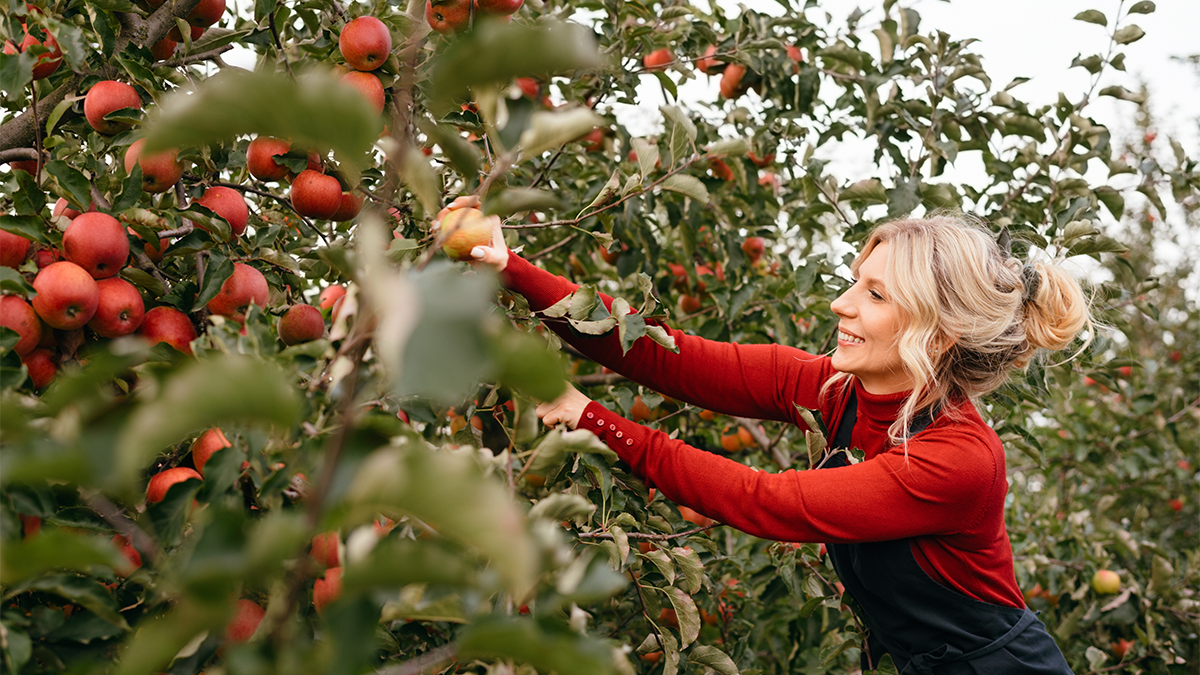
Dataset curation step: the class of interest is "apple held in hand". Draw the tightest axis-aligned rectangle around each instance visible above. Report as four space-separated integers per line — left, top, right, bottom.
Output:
247 136 293 182
207 263 269 323
1091 569 1121 594
84 81 142 135
88 277 145 337
439 207 493 261
339 16 392 72
278 304 325 345
138 306 197 355
63 212 129 279
146 466 202 503
124 139 184 194
32 261 100 330
291 170 343 220
0 295 42 356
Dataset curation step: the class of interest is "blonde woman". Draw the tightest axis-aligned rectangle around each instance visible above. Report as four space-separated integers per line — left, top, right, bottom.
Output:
453 195 1087 674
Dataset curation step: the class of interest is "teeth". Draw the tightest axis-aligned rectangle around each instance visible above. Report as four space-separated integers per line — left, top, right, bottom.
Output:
839 331 864 344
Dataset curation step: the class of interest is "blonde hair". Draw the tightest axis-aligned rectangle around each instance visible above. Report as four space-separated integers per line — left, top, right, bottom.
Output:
823 215 1093 444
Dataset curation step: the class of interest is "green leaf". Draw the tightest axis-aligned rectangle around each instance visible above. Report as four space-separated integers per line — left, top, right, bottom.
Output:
1 215 49 245
419 120 482 182
0 51 35 94
660 175 709 203
645 325 678 353
491 327 567 402
44 160 92 212
0 530 124 585
519 108 605 159
641 548 675 585
528 493 596 521
667 546 703 594
631 138 660 179
524 428 617 477
1127 0 1155 14
6 575 130 632
146 473 204 549
705 138 749 158
1073 9 1107 26
661 105 697 167
141 69 380 174
191 252 233 312
663 586 700 648
1112 25 1145 44
0 267 35 296
483 188 562 217
400 145 441 217
188 27 250 53
0 622 32 672
112 599 225 675
45 96 75 136
457 616 614 675
115 356 301 491
840 178 887 204
688 645 739 675
12 171 44 216
582 170 623 214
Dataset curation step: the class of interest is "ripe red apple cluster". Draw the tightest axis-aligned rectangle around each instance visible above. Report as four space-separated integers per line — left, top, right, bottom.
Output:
337 16 392 115
425 0 523 35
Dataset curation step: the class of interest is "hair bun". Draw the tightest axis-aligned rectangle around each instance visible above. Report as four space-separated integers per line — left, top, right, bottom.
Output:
1023 262 1089 353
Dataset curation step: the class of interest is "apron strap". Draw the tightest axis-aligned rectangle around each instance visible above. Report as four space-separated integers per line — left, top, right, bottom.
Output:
899 609 1039 674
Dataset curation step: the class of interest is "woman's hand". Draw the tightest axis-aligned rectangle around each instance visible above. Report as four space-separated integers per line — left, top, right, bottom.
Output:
535 385 592 431
434 195 509 273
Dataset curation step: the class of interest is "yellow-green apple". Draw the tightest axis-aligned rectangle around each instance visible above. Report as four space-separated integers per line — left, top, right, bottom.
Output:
194 186 249 236
643 48 672 70
1091 569 1121 594
340 70 385 115
32 262 99 330
3 24 62 80
124 139 184 193
331 191 363 222
425 0 472 34
317 285 346 312
63 212 129 279
339 16 392 71
0 295 42 356
191 427 231 476
309 531 340 568
290 170 342 219
87 277 145 337
247 136 292 182
84 81 142 135
138 306 197 355
719 63 747 99
477 0 522 15
226 599 265 643
206 263 269 323
313 567 342 614
439 207 493 261
21 347 56 389
1 229 30 267
278 304 324 345
146 466 202 503
741 236 765 262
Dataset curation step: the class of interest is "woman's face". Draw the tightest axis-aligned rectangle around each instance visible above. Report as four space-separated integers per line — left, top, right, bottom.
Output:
829 241 913 394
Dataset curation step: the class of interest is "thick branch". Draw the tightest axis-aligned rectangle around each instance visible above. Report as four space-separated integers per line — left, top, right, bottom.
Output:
0 148 40 163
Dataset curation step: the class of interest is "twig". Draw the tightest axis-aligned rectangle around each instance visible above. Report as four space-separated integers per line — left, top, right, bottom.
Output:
160 45 234 68
89 183 112 211
85 492 161 565
527 232 578 260
574 372 627 386
577 522 722 540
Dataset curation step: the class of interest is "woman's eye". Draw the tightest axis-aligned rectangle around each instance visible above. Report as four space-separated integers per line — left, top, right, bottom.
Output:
869 290 884 300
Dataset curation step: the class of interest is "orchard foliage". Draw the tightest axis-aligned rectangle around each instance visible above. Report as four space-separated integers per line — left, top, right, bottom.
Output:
1 0 1198 673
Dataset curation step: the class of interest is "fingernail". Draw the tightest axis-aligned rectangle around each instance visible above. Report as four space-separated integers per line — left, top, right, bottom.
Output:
471 247 484 258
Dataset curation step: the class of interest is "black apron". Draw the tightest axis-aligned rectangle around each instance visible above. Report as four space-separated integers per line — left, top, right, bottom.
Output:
819 392 1074 674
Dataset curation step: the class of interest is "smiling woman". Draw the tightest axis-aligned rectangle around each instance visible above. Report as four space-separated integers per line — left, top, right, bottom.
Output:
457 197 1094 674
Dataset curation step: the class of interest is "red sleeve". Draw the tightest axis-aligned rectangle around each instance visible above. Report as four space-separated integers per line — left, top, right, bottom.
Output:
501 251 835 424
579 401 998 545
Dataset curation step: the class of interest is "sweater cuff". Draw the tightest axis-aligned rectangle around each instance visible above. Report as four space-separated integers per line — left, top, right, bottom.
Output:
579 401 647 462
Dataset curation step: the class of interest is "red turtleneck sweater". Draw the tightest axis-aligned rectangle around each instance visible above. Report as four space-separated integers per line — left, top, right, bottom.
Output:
501 252 1025 609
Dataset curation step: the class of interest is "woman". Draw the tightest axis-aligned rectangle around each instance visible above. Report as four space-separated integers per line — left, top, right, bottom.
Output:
451 197 1088 674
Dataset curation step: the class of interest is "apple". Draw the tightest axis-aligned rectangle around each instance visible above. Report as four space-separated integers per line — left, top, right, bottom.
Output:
207 263 269 323
195 186 249 236
629 395 652 422
516 77 539 98
340 70 386 115
696 45 719 74
310 531 340 568
1091 569 1120 594
719 63 747 99
708 158 734 181
598 243 626 265
146 466 202 503
741 236 765 262
128 227 170 262
20 347 56 388
112 534 143 576
63 212 129 279
1169 498 1183 511
84 81 142 135
748 151 774 167
679 294 701 314
7 158 38 174
87 277 145 337
32 262 100 330
1 229 30 268
331 191 364 222
1111 638 1134 661
758 171 780 191
425 0 472 34
247 136 293 182
188 0 226 27
318 285 346 311
657 607 678 628
138 306 197 355
124 139 184 194
720 428 743 452
737 425 757 448
580 128 605 152
34 247 61 269
439 207 493 261
3 24 62 80
150 37 176 61
19 514 41 540
52 197 94 220
226 599 265 643
339 16 392 71
785 44 803 72
1 296 42 356
477 0 523 15
290 170 342 219
192 428 232 476
313 567 342 614
278 304 325 345
643 48 673 71
677 506 713 527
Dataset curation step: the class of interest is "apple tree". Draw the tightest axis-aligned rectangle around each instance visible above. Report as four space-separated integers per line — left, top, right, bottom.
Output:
1 0 1197 673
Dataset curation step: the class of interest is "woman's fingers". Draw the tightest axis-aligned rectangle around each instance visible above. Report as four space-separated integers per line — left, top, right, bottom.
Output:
469 215 509 272
434 195 482 224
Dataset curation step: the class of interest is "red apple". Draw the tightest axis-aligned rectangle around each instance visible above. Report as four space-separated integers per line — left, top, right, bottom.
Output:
146 466 202 503
1169 498 1184 511
63 212 129 279
195 186 249 236
7 159 38 174
1 229 30 268
188 0 225 27
310 531 340 568
580 128 605 152
477 0 522 15
52 198 88 220
696 45 719 74
313 567 342 614
679 294 701 314
290 170 342 219
741 236 765 262
340 70 386 115
643 48 673 71
425 0 472 34
112 534 143 576
124 139 184 194
32 262 99 330
516 77 539 98
34 247 61 269
138 306 197 355
708 158 734 181
226 599 265 643
439 207 492 261
206 263 269 323
0 295 43 356
719 63 747 99
127 227 169 262
192 428 231 476
84 81 142 135
150 37 176 61
317 285 346 311
331 191 363 222
3 23 62 80
87 277 145 337
748 151 774 167
247 136 292 182
339 16 392 71
278 304 325 345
